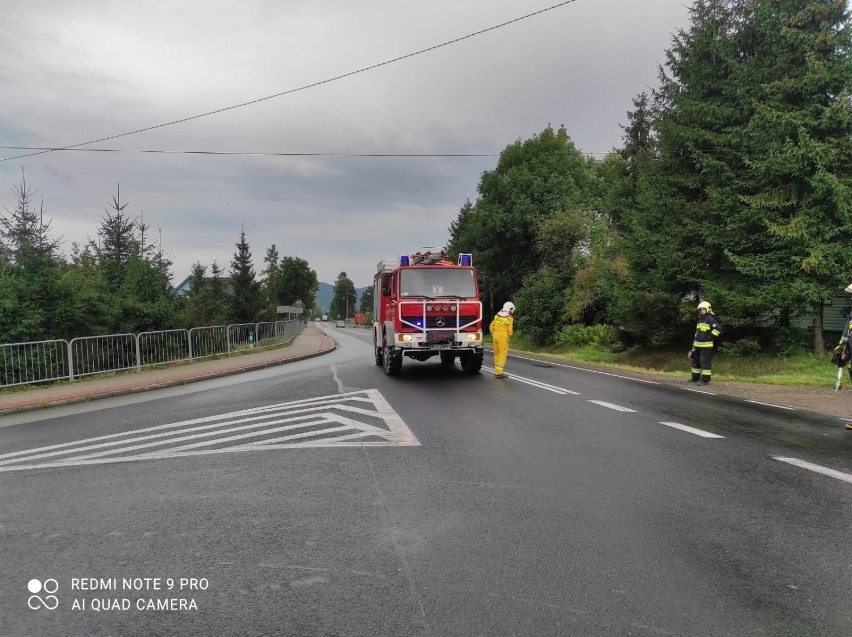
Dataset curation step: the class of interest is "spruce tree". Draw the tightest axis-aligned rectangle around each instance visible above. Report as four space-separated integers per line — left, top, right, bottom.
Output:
625 0 851 350
90 185 141 288
727 0 852 349
229 228 261 323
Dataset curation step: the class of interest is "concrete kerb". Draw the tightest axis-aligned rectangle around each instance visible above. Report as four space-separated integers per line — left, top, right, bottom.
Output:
0 334 337 417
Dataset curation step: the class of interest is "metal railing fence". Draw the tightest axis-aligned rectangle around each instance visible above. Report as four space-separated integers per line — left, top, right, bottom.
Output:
0 339 70 387
0 320 304 388
70 334 137 380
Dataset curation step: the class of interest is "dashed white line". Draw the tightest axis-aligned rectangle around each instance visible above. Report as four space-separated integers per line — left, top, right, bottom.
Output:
773 457 852 484
587 400 636 413
658 421 724 438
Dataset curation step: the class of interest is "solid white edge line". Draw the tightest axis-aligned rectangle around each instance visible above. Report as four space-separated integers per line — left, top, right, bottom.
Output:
587 400 636 413
682 387 718 395
773 457 852 484
508 353 660 385
745 400 794 410
481 367 577 395
658 421 724 438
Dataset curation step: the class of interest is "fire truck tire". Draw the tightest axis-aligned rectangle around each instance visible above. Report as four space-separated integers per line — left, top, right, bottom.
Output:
383 344 402 375
439 352 455 365
375 345 383 366
460 349 483 373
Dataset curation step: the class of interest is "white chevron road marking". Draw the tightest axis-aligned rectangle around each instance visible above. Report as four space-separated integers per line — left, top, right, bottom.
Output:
0 389 418 472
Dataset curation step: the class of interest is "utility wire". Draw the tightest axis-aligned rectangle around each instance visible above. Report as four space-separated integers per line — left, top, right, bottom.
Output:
0 146 497 157
2 0 579 163
0 145 614 157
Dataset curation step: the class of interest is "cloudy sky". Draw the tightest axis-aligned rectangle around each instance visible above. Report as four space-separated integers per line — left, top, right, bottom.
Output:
1 0 691 288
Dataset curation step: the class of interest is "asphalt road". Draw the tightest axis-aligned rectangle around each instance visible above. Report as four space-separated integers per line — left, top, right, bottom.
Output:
1 323 850 636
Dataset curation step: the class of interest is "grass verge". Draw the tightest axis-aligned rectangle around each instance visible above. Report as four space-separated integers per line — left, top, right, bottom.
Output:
491 333 845 388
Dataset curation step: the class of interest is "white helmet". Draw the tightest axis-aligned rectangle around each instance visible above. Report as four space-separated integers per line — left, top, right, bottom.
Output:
697 300 712 311
502 301 516 315
845 282 852 293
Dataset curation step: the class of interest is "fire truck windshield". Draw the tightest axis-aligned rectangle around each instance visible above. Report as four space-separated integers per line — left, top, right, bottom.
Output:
400 268 477 299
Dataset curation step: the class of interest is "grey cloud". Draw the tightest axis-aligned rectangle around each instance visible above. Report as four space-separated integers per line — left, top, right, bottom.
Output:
0 0 692 286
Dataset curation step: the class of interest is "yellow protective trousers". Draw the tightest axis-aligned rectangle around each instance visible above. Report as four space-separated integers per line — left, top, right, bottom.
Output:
489 313 513 376
493 332 509 375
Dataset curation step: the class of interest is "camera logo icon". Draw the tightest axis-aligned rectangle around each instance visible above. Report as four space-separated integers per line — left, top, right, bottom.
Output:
27 579 59 610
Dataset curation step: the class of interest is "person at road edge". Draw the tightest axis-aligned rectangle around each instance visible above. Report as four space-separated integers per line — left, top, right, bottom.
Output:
688 300 722 385
834 282 852 430
490 301 515 379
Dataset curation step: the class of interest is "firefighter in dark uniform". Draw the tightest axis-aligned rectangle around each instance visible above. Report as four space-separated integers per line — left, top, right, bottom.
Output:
688 300 722 385
833 282 852 380
834 282 852 430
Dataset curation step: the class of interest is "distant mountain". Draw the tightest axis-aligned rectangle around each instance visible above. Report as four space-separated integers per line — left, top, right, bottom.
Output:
314 282 369 314
314 282 334 313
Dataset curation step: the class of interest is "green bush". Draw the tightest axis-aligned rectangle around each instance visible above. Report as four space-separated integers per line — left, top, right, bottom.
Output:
719 337 761 357
555 324 616 348
771 327 809 358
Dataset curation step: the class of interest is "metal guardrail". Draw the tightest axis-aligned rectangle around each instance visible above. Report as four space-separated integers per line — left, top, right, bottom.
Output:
0 320 304 388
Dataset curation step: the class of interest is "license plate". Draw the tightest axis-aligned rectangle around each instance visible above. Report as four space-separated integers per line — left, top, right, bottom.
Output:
434 344 451 350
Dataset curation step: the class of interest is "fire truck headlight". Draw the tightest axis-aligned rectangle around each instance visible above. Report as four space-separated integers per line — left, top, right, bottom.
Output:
466 333 481 341
398 334 412 342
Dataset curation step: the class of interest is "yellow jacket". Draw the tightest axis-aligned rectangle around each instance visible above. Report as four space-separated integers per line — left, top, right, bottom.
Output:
489 311 513 336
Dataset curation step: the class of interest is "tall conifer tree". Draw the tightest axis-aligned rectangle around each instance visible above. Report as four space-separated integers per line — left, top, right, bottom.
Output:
229 227 261 323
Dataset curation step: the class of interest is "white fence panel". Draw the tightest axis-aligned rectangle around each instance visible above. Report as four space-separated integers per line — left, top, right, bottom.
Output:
189 326 229 360
0 340 70 387
70 334 138 380
139 330 190 367
2 320 306 387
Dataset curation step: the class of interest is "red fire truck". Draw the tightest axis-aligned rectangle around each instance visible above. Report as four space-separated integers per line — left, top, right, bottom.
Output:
373 248 484 375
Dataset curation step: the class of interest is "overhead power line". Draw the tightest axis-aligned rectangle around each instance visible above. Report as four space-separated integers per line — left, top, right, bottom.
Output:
0 145 615 158
0 146 497 157
2 0 579 163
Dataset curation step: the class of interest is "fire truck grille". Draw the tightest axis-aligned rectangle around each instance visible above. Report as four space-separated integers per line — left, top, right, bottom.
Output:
401 315 478 328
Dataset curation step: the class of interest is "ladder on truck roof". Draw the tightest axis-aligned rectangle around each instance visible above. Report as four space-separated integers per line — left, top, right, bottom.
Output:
378 248 468 272
376 260 397 274
409 249 448 265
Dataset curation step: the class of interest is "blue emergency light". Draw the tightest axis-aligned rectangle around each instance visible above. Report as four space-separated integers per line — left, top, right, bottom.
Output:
399 254 410 266
458 253 473 266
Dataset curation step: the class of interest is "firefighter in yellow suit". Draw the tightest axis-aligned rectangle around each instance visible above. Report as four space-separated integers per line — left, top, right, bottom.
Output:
490 302 515 378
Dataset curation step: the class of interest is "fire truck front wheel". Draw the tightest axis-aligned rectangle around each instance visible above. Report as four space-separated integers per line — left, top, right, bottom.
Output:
374 344 383 366
383 344 402 375
460 349 483 373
